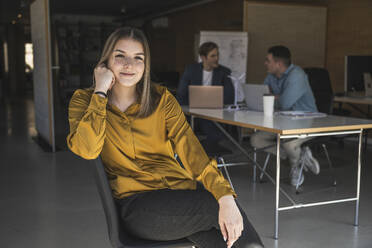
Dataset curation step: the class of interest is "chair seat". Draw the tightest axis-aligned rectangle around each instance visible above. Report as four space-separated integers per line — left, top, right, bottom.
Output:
93 157 194 248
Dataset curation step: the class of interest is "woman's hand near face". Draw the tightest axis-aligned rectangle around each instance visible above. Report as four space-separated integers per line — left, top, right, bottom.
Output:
94 64 115 93
218 195 244 248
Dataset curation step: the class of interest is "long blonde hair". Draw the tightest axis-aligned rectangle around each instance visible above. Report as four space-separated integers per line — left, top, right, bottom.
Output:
93 27 160 118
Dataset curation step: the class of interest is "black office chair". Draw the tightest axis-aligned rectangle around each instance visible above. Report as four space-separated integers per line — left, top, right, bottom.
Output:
92 157 194 248
296 67 337 189
301 67 337 186
304 67 334 114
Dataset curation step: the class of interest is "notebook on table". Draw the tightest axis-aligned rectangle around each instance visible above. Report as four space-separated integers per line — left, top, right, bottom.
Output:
242 84 270 111
188 85 224 108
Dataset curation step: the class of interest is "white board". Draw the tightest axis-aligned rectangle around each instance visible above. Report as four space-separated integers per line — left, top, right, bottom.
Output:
199 31 248 78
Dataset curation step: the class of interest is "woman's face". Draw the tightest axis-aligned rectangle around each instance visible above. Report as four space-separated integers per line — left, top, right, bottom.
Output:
108 38 145 88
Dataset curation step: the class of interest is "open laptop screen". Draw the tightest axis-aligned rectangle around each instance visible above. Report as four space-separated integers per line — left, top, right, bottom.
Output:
243 84 270 111
188 85 224 108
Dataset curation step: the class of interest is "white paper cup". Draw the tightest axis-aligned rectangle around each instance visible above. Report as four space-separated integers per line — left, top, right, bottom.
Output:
263 116 274 127
263 95 275 116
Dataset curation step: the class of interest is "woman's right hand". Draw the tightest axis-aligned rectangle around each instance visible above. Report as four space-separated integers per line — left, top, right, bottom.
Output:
218 195 243 248
94 64 115 93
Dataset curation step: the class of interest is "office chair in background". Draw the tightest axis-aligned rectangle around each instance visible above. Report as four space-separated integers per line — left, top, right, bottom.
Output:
304 67 334 114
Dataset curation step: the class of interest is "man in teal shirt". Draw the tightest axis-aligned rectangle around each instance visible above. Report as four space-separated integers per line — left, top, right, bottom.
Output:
251 45 319 187
263 58 317 112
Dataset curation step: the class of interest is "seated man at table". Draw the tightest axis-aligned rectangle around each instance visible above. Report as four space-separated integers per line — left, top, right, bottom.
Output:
250 45 320 186
177 41 235 152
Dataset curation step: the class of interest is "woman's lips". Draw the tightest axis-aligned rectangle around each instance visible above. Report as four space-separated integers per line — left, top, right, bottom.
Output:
120 72 135 76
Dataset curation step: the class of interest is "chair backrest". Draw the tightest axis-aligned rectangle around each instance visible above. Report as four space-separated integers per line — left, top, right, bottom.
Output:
93 157 125 248
92 157 193 248
304 67 334 114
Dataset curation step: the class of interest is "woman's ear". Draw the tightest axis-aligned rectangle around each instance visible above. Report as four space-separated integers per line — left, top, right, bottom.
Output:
97 62 107 68
105 60 111 69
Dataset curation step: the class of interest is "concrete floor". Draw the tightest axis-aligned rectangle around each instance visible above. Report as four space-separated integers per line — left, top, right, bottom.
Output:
1 97 372 248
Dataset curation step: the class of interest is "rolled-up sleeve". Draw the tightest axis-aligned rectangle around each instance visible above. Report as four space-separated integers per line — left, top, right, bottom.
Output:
66 90 107 159
164 90 236 200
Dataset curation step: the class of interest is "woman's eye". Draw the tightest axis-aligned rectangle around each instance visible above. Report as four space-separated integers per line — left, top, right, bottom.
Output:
115 54 125 58
135 56 144 61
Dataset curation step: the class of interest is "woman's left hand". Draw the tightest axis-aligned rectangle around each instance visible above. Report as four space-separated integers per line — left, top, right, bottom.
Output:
218 195 243 248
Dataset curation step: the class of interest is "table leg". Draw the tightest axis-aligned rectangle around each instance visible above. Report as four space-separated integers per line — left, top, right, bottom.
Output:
274 134 281 239
252 129 258 182
363 130 368 168
253 147 257 183
355 129 363 226
213 121 296 204
190 115 195 130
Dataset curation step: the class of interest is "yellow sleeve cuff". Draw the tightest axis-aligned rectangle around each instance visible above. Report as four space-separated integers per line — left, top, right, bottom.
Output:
88 93 108 115
197 159 237 201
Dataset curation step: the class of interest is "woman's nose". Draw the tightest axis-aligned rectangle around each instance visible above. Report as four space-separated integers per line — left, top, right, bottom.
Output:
123 58 133 67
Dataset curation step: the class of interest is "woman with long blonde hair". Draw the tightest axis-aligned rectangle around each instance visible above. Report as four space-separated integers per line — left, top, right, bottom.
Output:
67 27 263 248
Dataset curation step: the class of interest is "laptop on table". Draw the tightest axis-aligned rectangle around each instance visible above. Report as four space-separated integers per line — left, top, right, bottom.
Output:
188 85 224 109
242 84 270 111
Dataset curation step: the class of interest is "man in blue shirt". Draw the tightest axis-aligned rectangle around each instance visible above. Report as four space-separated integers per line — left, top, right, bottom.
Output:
250 45 320 187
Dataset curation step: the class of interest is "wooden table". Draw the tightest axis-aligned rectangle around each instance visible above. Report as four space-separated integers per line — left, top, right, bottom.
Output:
182 106 372 239
334 94 372 118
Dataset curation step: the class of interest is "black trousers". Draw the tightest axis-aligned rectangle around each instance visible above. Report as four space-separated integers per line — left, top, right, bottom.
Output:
118 185 263 248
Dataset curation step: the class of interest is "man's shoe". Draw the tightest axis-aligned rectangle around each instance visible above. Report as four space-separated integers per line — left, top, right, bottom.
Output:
290 167 305 187
303 146 320 175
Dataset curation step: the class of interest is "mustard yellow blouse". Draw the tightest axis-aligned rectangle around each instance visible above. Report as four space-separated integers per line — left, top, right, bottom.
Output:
66 86 235 200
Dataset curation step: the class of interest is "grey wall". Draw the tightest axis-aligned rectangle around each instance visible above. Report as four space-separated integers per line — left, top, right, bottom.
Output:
30 0 55 151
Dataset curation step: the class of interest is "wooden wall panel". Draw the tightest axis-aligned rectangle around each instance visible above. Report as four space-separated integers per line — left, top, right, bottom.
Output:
243 1 327 83
326 0 372 93
146 0 372 100
146 0 243 76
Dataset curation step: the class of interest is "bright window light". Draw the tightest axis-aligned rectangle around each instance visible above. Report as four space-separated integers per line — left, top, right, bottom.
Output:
25 43 34 72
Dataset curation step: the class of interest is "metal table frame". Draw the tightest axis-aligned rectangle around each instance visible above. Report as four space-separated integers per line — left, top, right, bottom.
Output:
189 114 364 239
